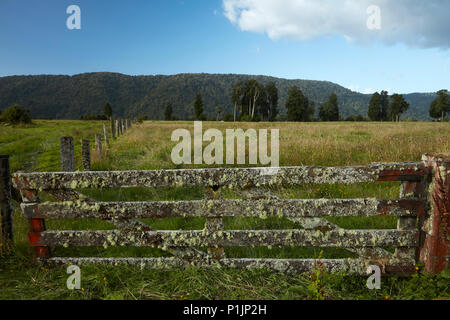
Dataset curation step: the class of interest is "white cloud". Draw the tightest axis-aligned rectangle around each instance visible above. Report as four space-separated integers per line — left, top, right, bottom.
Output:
223 0 450 48
347 85 361 92
347 85 376 94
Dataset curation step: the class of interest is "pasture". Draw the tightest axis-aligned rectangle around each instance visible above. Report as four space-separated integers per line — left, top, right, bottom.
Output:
1 120 449 300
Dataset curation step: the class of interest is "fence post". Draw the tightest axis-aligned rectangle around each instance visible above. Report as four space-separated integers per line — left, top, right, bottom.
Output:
22 189 49 260
81 139 91 171
95 134 103 153
0 155 13 245
103 124 109 148
60 137 75 172
116 119 121 136
110 116 116 139
420 153 450 274
396 181 426 267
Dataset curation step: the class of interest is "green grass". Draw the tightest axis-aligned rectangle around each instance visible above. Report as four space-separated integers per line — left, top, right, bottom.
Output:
0 120 109 172
1 120 449 300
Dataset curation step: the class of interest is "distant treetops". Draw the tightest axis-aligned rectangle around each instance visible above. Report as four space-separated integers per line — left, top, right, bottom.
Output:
80 102 113 120
184 80 338 122
367 91 410 122
429 90 450 121
4 86 448 124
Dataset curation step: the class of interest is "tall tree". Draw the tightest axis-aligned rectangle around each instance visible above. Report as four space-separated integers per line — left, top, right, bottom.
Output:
164 102 173 121
319 93 339 121
215 105 223 121
368 92 382 121
328 93 340 121
306 101 315 122
389 94 409 122
380 90 389 121
104 103 112 118
286 86 310 121
319 103 329 121
265 82 278 121
231 81 244 122
242 80 264 120
429 90 450 121
194 93 204 120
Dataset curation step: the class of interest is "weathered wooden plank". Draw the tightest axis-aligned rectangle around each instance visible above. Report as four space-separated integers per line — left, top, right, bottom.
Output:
42 189 210 261
205 186 224 259
21 198 423 219
33 229 417 248
41 257 415 275
11 162 429 190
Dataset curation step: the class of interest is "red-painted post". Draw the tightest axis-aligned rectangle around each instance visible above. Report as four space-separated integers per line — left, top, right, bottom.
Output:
420 154 450 274
20 189 50 260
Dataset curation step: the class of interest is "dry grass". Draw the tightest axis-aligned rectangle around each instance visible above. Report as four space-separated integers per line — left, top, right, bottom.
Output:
96 121 450 170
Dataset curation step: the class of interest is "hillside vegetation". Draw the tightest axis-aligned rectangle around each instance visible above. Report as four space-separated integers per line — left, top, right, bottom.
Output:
0 73 437 120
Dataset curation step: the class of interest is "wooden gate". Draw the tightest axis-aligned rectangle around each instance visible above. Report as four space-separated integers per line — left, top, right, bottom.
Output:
12 155 450 275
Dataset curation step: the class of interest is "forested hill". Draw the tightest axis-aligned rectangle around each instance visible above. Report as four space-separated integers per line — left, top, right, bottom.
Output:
0 72 436 120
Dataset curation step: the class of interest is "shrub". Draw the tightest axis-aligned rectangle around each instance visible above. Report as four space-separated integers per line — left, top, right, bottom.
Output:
0 105 32 124
137 115 148 123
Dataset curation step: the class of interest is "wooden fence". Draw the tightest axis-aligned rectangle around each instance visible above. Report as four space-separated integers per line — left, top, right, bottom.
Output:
8 153 450 275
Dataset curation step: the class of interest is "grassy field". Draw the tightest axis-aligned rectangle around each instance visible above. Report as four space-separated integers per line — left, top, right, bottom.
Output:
1 120 449 300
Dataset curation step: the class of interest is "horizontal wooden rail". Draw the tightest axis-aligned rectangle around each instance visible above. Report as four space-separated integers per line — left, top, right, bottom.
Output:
30 229 418 248
21 198 423 219
12 162 429 190
14 154 449 275
39 257 416 275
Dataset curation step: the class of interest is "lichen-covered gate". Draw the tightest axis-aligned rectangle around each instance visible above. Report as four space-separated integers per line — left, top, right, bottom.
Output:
12 154 450 275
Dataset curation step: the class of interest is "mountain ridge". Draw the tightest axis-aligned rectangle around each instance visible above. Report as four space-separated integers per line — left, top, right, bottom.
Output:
0 72 436 120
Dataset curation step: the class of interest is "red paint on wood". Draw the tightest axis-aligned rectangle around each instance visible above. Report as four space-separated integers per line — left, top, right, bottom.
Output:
420 154 450 274
28 218 50 259
28 232 42 247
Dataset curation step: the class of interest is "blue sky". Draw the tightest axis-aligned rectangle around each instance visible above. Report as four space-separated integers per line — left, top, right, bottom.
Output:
0 0 449 94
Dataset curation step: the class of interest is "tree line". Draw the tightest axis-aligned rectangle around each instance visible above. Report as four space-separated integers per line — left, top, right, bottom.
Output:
76 86 450 123
367 89 449 122
161 80 449 122
2 79 448 124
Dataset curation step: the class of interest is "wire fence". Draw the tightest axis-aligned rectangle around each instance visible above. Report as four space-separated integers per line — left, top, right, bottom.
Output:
6 118 135 173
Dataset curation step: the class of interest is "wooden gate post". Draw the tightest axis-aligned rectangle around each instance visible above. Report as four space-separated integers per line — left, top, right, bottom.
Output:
22 189 49 260
81 139 91 171
60 137 75 172
103 124 109 148
0 155 13 245
420 154 450 274
110 116 116 139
